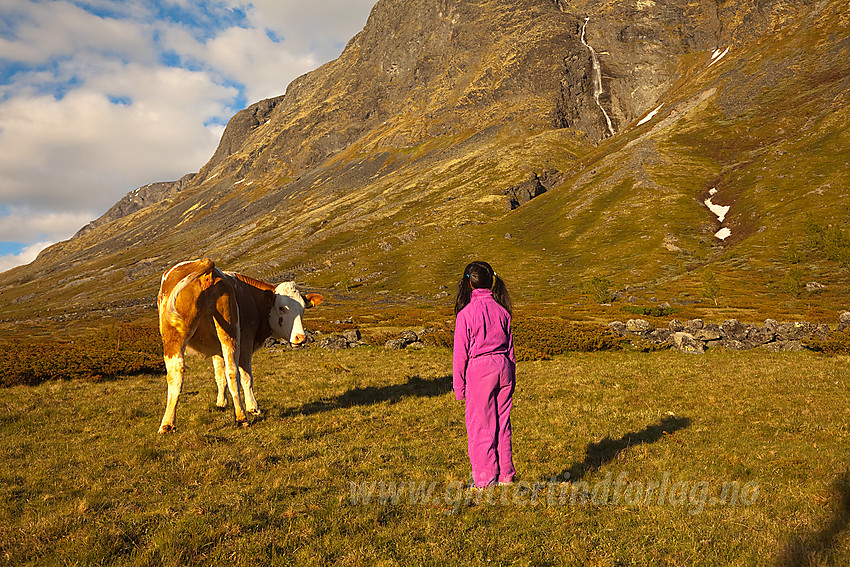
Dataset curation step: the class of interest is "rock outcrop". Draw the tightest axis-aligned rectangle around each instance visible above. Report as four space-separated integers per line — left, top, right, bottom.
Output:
74 173 196 238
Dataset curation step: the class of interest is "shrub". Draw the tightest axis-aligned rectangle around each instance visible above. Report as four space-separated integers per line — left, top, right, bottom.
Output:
0 323 165 387
420 326 453 348
512 318 620 358
585 276 614 304
804 216 850 266
805 330 850 355
621 305 677 318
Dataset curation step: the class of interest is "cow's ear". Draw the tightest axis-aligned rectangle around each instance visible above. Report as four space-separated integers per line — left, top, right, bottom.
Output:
304 293 323 308
264 289 276 307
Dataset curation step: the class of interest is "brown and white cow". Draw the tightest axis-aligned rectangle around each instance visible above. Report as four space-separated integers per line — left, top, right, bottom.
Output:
157 258 323 433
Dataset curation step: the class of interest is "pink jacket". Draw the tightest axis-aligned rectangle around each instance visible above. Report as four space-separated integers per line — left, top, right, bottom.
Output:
452 288 516 400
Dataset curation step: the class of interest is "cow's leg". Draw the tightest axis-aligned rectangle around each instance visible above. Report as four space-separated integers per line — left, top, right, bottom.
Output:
238 354 260 415
212 354 228 409
213 310 248 427
221 342 248 427
159 332 186 434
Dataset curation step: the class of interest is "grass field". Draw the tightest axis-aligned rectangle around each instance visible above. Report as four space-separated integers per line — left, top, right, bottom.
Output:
1 345 848 566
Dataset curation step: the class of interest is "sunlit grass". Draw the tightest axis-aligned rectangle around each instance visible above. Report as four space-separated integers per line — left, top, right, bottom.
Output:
1 347 848 565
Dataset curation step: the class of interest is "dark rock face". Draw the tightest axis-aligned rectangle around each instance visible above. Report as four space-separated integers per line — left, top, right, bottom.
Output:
505 172 557 209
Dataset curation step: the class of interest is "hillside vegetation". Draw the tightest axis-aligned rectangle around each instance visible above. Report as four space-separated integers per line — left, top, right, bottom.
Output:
0 0 846 325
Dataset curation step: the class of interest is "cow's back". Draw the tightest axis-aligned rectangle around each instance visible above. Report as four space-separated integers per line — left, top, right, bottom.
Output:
158 259 223 353
159 258 215 304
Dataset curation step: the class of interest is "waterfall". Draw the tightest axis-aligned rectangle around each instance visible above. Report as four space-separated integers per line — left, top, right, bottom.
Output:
580 17 615 137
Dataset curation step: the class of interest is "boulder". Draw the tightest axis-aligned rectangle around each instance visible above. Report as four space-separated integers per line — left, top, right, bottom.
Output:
384 338 408 350
343 329 362 343
504 174 548 210
685 319 704 333
762 340 806 353
839 311 850 332
607 321 627 336
776 322 812 341
649 329 672 344
668 319 685 332
721 338 752 351
763 319 780 334
694 328 722 341
318 335 350 350
626 319 652 334
721 319 750 341
669 332 704 354
401 330 419 344
746 326 775 346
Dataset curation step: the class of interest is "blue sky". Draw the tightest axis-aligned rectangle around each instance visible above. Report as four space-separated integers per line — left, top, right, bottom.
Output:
0 0 376 272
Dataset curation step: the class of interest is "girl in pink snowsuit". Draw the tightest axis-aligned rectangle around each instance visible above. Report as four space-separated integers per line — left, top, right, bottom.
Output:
453 261 516 487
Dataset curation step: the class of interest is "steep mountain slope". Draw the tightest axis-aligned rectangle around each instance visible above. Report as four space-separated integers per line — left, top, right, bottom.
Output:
1 0 847 323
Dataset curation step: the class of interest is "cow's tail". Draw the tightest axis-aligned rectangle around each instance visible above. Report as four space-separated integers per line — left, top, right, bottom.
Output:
162 259 216 335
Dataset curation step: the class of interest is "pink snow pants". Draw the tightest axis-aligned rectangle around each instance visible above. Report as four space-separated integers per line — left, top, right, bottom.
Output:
465 353 515 487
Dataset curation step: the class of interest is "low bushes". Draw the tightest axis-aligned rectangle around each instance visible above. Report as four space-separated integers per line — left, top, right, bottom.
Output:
0 324 164 387
512 318 621 361
805 330 850 355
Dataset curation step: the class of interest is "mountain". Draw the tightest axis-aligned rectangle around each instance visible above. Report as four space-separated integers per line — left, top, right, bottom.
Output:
1 0 848 324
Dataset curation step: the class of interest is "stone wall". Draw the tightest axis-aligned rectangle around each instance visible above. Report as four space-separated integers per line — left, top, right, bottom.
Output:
608 311 850 354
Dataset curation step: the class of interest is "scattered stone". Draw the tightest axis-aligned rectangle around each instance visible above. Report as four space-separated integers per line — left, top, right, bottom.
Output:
407 341 426 350
806 282 826 292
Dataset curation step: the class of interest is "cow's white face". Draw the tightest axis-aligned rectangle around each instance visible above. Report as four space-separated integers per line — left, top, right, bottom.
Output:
269 282 323 345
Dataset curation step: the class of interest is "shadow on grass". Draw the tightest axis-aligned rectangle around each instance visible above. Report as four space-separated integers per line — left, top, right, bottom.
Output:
279 374 452 418
777 471 850 567
551 415 692 482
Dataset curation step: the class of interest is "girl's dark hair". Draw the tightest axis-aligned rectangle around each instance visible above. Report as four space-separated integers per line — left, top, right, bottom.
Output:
454 261 512 315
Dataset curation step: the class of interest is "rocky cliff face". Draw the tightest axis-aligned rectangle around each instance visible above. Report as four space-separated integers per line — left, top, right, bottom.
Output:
73 173 197 238
3 0 848 321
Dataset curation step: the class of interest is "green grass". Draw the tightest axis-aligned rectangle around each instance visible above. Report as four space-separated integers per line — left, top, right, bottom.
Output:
2 346 849 565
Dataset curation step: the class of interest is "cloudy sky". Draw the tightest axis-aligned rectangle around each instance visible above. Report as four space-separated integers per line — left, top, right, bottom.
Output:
0 0 376 272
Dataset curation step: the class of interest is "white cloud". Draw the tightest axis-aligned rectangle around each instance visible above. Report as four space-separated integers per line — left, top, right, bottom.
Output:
0 0 376 257
0 0 154 65
244 1 376 59
0 240 54 273
0 65 232 212
0 207 94 242
157 23 320 104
